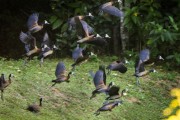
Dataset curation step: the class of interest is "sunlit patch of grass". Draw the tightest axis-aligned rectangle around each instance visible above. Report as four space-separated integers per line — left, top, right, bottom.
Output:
0 57 179 120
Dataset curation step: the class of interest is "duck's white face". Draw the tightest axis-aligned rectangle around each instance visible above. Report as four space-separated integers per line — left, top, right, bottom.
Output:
125 60 129 64
96 34 102 38
10 74 15 78
117 102 122 106
105 34 111 38
123 92 127 96
153 69 157 73
41 44 48 51
53 45 58 49
88 12 94 17
112 82 115 86
90 52 95 56
122 88 128 96
44 44 48 48
158 55 164 60
44 20 50 24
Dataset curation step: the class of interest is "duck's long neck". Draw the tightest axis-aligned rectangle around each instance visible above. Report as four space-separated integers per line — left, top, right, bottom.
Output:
135 59 143 74
67 72 72 79
1 74 5 82
8 75 12 83
107 82 113 88
121 90 124 97
39 99 42 106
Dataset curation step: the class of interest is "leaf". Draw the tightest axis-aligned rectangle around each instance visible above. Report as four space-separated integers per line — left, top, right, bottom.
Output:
166 55 174 59
61 23 68 33
168 16 178 31
75 8 82 14
56 38 67 44
131 6 138 11
124 8 133 16
123 17 130 26
149 30 155 35
165 31 173 41
49 15 58 24
160 34 164 42
52 19 62 30
131 16 137 24
147 39 154 45
67 3 80 8
174 53 180 65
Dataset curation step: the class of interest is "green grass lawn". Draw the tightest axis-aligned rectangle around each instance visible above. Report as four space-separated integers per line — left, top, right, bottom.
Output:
0 57 179 120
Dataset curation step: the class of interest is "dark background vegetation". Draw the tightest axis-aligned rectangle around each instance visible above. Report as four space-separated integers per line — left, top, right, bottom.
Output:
0 0 52 58
0 0 180 68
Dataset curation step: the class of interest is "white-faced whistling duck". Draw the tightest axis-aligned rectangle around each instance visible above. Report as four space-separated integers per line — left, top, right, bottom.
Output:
72 15 94 39
71 45 89 71
106 60 127 74
90 70 114 99
0 74 5 100
143 55 164 66
99 65 107 84
105 85 128 101
89 65 107 82
27 98 42 113
27 13 49 34
38 32 58 66
19 31 41 65
68 13 94 32
99 0 124 18
20 31 35 53
76 30 110 47
94 100 123 116
72 44 85 62
51 62 72 87
134 48 157 85
0 74 14 101
134 62 156 85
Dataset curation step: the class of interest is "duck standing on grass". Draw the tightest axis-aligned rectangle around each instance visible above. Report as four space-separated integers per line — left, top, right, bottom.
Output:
0 74 14 101
27 98 43 113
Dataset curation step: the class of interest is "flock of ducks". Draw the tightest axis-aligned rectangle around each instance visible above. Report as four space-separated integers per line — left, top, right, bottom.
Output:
0 0 164 116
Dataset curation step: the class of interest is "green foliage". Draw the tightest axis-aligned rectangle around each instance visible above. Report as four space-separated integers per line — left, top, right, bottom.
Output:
124 0 180 67
47 0 180 67
89 53 100 62
124 50 137 58
151 70 178 82
49 0 122 55
49 0 89 52
1 0 180 69
166 52 180 66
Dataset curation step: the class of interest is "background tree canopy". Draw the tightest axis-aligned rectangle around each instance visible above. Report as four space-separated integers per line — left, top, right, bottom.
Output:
0 0 179 68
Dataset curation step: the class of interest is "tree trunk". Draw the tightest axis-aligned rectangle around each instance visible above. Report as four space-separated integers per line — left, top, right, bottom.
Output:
113 25 119 55
119 0 128 54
